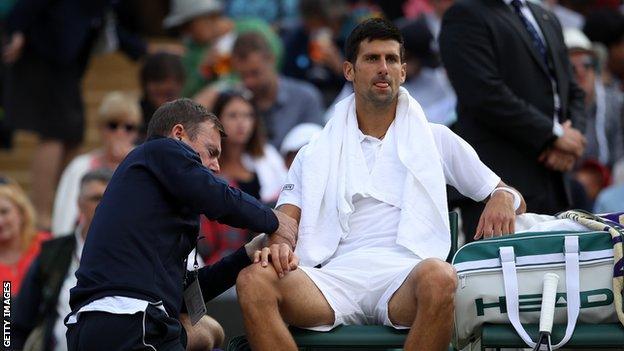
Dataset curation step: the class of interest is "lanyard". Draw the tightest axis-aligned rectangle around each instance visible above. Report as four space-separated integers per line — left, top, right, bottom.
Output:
183 235 204 287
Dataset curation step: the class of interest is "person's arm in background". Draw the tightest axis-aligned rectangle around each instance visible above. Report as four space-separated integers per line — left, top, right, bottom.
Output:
12 258 44 350
2 0 55 63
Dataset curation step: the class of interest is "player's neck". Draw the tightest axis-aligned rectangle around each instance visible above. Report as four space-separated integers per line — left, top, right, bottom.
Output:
355 98 397 139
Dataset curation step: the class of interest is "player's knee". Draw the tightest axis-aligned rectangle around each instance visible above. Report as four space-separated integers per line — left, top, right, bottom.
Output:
415 258 457 300
236 264 279 306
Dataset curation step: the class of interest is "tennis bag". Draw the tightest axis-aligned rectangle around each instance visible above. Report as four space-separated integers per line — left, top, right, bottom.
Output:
452 210 624 349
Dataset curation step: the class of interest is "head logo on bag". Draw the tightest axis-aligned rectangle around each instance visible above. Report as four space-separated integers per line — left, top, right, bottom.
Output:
475 288 614 316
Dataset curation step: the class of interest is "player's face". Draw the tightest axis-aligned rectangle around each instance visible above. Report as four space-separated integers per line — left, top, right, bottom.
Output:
344 39 406 108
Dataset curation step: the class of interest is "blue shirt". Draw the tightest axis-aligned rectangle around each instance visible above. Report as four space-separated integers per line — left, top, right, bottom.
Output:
259 76 325 148
594 185 624 213
69 136 278 317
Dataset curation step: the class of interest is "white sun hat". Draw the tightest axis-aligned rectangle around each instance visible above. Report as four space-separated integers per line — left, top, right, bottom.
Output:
163 0 223 29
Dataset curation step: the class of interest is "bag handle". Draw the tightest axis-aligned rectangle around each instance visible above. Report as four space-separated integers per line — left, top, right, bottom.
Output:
499 235 580 349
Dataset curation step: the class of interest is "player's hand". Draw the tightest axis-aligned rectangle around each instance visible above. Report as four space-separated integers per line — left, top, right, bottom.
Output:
474 190 516 240
270 209 298 249
253 243 299 279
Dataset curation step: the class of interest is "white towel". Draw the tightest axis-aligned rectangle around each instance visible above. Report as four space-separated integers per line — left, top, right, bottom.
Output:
295 87 451 267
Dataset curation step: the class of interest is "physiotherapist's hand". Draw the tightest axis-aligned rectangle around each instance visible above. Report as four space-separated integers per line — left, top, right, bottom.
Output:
474 190 516 240
253 243 299 279
270 209 298 249
244 233 267 261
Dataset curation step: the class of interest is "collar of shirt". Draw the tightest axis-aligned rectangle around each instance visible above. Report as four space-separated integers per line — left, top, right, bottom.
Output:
356 128 384 144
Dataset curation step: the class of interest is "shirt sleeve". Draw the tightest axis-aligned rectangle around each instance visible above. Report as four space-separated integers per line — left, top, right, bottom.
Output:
195 246 251 302
145 139 279 234
276 150 304 209
432 124 501 201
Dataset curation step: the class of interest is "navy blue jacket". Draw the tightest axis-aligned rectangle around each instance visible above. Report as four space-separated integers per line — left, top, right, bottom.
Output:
69 136 278 317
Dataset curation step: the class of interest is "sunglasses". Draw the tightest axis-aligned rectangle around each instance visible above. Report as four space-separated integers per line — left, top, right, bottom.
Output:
83 194 104 202
106 121 138 133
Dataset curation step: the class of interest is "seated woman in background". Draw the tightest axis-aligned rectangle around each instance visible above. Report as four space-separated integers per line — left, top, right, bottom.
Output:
51 92 141 236
199 90 287 264
0 179 50 296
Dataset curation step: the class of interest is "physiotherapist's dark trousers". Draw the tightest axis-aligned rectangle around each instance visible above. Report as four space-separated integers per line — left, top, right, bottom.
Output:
66 305 186 351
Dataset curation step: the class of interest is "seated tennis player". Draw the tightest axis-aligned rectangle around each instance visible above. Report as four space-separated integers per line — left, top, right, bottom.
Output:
236 18 527 351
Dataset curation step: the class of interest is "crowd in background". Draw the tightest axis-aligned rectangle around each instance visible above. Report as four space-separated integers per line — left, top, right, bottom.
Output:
1 0 624 349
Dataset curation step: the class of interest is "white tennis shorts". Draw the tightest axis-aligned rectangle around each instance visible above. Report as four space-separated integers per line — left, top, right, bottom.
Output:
299 245 421 331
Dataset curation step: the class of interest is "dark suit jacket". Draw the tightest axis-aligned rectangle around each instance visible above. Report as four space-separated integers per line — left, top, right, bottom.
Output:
439 0 586 213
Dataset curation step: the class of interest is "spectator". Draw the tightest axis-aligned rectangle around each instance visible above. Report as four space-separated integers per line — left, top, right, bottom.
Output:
399 19 456 126
2 0 149 231
163 0 283 98
139 52 186 140
51 92 140 235
584 10 624 90
564 28 624 168
281 0 351 106
14 169 113 351
231 32 325 148
198 90 286 265
212 90 287 203
415 0 454 47
0 180 50 296
280 123 323 169
439 0 587 237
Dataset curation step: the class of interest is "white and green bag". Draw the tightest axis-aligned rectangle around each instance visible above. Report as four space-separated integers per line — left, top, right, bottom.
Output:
452 228 619 349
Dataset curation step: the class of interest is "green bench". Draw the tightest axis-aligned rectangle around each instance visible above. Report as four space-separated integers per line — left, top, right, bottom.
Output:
291 325 408 350
480 323 624 349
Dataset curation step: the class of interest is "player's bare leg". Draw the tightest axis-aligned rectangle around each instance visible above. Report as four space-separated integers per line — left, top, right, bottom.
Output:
387 258 457 351
236 264 335 351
